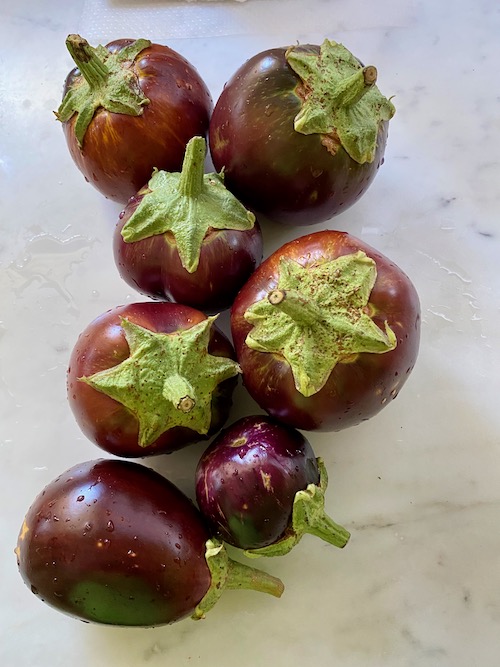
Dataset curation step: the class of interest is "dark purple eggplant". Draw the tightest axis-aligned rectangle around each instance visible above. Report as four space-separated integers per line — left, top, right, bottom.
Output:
113 136 263 314
195 416 350 556
16 459 284 626
209 39 395 226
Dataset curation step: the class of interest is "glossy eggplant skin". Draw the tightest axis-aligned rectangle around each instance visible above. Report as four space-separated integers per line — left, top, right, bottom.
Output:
63 39 213 203
230 231 421 431
16 459 212 626
209 47 388 226
195 416 319 549
67 302 238 457
114 194 263 314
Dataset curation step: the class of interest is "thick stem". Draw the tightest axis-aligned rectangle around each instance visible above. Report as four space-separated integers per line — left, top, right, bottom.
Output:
244 459 350 558
225 558 284 597
162 374 196 412
267 289 324 327
329 66 378 108
192 539 284 619
178 136 206 197
66 34 109 88
303 505 350 548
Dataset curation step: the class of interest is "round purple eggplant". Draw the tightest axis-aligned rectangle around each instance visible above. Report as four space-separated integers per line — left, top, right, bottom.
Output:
195 416 350 556
16 459 284 626
209 40 395 226
113 136 263 314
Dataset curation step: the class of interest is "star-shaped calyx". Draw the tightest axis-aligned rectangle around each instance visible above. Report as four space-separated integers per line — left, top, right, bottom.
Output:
80 316 240 447
285 39 395 163
120 136 256 273
55 35 151 147
244 251 397 397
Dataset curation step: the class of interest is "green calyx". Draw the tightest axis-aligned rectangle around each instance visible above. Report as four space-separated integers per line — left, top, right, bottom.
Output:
192 538 284 619
244 251 397 397
55 34 151 147
244 459 350 558
286 39 395 163
120 136 256 273
79 316 240 447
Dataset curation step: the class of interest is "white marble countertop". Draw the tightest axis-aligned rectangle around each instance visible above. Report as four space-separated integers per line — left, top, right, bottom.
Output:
1 1 499 665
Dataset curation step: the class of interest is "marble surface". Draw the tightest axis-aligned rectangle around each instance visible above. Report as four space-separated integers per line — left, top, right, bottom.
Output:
1 1 499 665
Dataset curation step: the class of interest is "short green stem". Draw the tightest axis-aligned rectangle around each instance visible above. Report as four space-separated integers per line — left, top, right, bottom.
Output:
244 459 350 558
329 65 378 109
192 539 284 619
225 558 284 597
66 34 109 88
286 40 395 163
268 289 324 327
304 506 351 547
118 134 254 272
162 374 196 412
178 136 206 197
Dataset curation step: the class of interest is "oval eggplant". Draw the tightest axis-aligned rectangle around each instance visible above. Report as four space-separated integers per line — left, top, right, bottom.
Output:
16 459 284 626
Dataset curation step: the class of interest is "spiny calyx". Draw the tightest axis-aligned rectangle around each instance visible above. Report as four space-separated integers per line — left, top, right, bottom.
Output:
244 251 397 397
286 39 395 163
120 136 255 273
56 35 151 147
80 316 240 446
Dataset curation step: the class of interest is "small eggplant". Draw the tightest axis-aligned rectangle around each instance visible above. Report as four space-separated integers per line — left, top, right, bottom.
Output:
114 136 263 313
56 35 212 203
67 301 240 458
16 459 284 626
195 416 350 557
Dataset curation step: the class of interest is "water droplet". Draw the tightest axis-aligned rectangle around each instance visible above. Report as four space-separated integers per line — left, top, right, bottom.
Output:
127 550 137 558
106 520 114 532
6 232 96 309
84 522 92 532
31 585 39 595
175 543 181 550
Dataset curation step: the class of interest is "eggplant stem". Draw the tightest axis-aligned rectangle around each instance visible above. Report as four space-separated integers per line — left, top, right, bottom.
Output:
267 288 323 327
66 34 109 87
178 136 206 197
244 459 350 558
163 374 197 412
327 66 378 109
192 539 284 619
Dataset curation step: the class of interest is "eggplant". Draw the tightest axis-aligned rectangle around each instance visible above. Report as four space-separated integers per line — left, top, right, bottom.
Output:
195 416 350 556
16 459 284 626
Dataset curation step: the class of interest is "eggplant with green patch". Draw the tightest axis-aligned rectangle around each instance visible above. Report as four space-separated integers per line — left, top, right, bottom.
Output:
196 415 350 556
16 459 284 626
